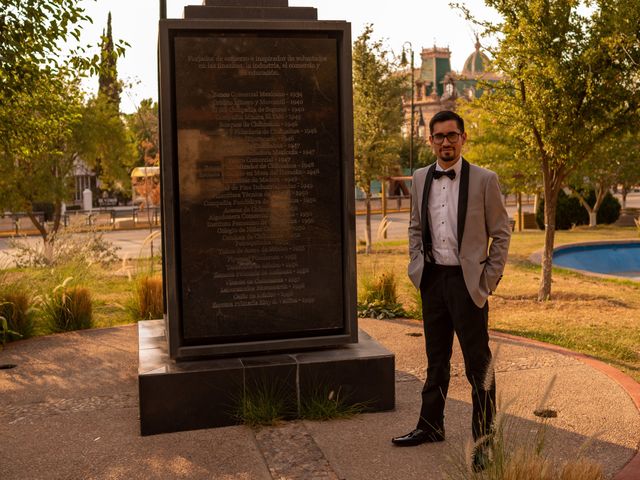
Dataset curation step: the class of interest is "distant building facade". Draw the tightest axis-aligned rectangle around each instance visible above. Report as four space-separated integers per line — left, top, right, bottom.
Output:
402 41 501 138
72 158 97 206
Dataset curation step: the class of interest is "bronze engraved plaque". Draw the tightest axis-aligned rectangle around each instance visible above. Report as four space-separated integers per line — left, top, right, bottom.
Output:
173 33 344 342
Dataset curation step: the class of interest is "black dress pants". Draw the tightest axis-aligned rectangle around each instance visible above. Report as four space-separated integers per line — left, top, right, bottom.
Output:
417 263 496 441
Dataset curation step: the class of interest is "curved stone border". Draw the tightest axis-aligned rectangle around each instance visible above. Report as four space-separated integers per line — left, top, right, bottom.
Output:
529 239 640 281
491 331 640 480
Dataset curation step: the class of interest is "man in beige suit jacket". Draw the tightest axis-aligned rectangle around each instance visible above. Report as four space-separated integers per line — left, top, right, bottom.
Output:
392 111 511 470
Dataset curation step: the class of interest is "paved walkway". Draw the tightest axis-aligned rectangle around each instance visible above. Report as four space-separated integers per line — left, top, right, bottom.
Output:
1 318 639 479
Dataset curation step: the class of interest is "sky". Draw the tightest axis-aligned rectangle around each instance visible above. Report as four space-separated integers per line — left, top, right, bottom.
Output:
73 0 501 113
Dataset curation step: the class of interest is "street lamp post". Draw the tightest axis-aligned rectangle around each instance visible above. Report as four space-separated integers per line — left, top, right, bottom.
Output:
402 42 415 211
160 0 167 19
158 0 167 312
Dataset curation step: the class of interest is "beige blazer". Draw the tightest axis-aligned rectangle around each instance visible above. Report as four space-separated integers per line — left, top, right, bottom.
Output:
408 159 511 308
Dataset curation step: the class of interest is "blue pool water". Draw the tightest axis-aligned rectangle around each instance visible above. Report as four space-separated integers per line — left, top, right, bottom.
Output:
553 242 640 278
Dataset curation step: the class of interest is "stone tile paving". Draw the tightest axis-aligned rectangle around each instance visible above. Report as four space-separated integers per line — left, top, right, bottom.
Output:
0 393 137 422
254 421 342 480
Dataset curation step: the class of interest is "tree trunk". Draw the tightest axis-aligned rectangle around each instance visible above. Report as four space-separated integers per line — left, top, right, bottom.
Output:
146 176 155 267
567 186 596 228
621 185 628 209
365 191 372 254
27 211 47 242
589 185 607 228
50 201 63 243
516 192 522 232
27 211 53 262
381 180 387 239
538 185 560 301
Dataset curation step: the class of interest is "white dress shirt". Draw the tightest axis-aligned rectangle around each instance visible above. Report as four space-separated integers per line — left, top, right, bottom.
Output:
428 158 462 265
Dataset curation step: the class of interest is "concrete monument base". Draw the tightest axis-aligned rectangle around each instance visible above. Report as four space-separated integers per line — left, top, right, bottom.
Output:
138 320 395 436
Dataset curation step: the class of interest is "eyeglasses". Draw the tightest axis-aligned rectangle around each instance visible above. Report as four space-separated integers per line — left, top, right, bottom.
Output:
431 132 462 145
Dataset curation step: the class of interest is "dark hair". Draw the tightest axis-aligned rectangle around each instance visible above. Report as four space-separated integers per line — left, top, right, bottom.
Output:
429 110 465 135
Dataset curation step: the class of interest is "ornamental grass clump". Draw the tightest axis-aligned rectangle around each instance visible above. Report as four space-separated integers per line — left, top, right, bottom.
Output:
235 377 296 428
134 275 163 320
299 386 367 421
406 287 423 320
0 291 36 343
445 373 604 480
41 277 93 332
358 271 406 319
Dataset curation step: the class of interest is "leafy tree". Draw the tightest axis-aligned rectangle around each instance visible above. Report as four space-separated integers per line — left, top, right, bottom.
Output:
458 0 640 300
127 98 160 168
75 94 137 194
565 132 639 225
72 11 134 197
566 138 619 227
0 0 90 97
0 1 130 258
458 100 539 197
353 25 405 253
0 74 85 259
610 132 640 209
98 11 121 109
0 0 92 193
399 136 435 171
536 189 620 229
459 99 541 231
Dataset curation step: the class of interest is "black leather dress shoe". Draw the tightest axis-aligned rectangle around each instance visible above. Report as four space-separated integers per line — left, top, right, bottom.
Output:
391 428 445 446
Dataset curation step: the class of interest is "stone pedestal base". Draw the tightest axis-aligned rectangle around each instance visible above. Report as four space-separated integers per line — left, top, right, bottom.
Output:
138 320 395 435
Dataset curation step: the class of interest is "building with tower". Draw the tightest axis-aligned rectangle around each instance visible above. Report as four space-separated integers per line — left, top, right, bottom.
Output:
402 40 500 139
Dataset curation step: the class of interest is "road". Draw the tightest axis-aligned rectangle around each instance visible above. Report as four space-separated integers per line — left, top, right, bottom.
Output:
0 228 162 268
1 192 637 267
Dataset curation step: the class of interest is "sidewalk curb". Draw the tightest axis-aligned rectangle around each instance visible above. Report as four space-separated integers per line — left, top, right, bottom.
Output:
491 331 640 480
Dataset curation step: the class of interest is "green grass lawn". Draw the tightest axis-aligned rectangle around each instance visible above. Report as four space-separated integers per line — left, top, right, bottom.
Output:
3 226 639 383
359 225 640 382
1 257 162 335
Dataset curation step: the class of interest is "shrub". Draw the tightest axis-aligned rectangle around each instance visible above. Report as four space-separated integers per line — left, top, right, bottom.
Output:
358 271 406 319
0 292 35 342
592 191 621 224
41 279 93 332
130 276 163 320
405 287 423 320
8 226 120 268
536 189 621 230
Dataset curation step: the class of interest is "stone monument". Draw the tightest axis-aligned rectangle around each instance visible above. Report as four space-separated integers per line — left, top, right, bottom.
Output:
138 0 395 435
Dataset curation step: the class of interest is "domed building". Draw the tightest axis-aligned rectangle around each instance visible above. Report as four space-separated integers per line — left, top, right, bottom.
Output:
402 40 501 139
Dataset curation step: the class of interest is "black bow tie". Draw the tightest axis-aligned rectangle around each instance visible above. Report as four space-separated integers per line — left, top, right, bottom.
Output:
433 169 456 180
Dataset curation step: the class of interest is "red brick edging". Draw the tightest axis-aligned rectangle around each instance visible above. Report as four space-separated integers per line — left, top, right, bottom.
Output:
490 331 640 480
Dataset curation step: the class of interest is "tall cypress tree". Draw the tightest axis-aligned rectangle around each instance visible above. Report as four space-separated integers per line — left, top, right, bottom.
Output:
98 12 120 109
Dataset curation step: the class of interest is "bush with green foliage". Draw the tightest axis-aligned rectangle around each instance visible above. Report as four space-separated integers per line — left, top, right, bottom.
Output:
536 189 621 230
358 271 406 319
0 291 35 342
40 278 93 332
